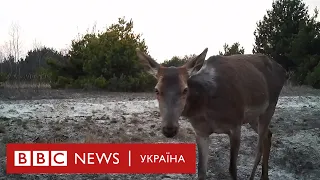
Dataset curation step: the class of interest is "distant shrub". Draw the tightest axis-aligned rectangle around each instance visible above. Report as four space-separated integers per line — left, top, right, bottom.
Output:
0 73 7 83
94 76 107 89
46 17 155 92
51 76 73 89
305 62 320 89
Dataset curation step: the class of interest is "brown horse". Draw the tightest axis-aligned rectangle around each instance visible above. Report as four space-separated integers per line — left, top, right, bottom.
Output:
136 48 286 180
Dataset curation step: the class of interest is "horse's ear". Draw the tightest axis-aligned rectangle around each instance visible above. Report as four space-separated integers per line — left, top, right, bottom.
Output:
183 48 208 75
136 48 160 78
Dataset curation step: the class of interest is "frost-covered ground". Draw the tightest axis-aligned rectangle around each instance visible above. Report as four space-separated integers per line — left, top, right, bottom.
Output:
0 88 320 180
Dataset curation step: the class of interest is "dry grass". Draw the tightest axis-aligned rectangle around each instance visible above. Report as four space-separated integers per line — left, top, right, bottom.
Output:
2 81 50 89
281 80 320 96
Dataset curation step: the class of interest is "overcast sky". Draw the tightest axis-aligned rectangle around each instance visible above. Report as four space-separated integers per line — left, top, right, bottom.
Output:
0 0 319 62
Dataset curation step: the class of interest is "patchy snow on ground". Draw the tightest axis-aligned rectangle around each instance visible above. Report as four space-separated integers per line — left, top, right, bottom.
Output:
1 96 319 121
0 94 319 180
277 96 320 109
0 99 159 120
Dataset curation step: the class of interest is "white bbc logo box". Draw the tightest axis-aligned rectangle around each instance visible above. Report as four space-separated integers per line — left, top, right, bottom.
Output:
14 151 68 166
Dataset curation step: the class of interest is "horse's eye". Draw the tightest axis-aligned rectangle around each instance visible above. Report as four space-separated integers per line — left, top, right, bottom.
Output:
155 88 160 95
182 87 188 95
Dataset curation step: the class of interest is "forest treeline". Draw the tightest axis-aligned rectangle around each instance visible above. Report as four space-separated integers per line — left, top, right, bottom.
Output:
0 0 319 91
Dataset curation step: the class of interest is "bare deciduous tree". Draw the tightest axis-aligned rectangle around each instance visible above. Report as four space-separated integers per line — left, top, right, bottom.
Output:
10 23 23 82
0 48 4 73
32 39 46 89
3 22 23 81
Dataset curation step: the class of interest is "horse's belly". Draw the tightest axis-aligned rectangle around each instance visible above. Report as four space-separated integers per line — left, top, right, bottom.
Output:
243 101 269 123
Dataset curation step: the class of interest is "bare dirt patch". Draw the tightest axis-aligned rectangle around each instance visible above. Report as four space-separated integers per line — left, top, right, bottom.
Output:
280 84 320 96
0 86 320 180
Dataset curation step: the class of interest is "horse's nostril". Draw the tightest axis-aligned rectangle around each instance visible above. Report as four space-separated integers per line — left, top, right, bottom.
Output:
163 127 176 133
166 127 176 132
162 126 178 138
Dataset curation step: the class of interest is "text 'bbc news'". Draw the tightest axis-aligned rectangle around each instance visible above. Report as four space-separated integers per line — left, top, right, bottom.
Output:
7 143 196 174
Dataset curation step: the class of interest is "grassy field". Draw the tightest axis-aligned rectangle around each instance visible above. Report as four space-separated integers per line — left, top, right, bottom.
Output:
0 84 319 180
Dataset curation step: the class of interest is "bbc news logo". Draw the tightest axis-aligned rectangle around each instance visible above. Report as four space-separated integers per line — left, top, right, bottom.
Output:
14 151 67 166
6 143 196 174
